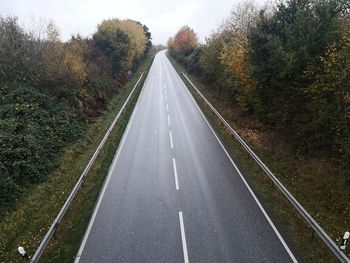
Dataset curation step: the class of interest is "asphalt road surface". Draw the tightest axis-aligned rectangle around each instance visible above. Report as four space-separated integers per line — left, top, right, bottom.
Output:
75 50 299 263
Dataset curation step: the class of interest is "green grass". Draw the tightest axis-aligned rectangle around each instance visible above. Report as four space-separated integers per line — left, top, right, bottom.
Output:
0 53 154 263
167 55 345 263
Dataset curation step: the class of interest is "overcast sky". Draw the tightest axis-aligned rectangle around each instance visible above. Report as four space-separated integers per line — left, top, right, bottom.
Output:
0 0 261 44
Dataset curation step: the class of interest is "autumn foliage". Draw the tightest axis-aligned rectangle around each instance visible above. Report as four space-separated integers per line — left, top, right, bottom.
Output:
171 26 198 55
168 0 350 179
0 16 151 206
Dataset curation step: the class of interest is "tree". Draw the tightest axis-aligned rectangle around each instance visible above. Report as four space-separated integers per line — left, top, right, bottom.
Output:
142 24 152 54
0 17 42 85
0 15 152 206
219 1 259 109
116 19 147 65
223 0 259 35
95 19 148 71
93 25 130 76
167 37 174 49
248 0 350 152
172 25 198 56
45 21 60 42
199 32 226 86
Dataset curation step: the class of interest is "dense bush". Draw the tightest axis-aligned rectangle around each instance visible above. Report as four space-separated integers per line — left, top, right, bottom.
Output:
0 84 83 179
168 0 350 177
248 0 350 153
0 16 152 206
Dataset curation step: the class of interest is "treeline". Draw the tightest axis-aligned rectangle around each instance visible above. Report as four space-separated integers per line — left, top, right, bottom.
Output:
0 17 151 206
168 0 350 178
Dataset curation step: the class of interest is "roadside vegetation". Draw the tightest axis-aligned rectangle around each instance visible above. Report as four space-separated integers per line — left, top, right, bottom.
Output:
0 16 151 208
168 0 350 261
169 55 337 262
0 15 153 261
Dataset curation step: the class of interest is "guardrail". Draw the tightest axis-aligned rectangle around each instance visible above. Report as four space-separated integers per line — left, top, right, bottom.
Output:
182 72 350 263
30 72 145 263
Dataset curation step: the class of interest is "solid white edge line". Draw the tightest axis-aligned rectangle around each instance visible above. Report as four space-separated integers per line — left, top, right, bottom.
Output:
172 158 179 190
74 104 138 263
179 212 189 263
74 68 151 262
169 131 174 149
166 56 298 263
168 114 171 126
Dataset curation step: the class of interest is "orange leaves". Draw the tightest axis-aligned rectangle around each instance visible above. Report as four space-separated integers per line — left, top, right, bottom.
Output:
172 26 198 53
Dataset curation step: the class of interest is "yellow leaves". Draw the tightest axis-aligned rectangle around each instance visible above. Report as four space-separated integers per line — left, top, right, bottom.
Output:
63 43 87 87
119 20 147 69
42 33 88 93
219 29 256 108
98 19 147 69
319 44 339 74
345 94 350 103
14 102 36 112
167 37 174 49
119 19 147 58
221 37 248 78
341 18 350 48
305 42 348 95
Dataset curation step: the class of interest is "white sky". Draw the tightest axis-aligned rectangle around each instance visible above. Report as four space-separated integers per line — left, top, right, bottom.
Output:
0 0 261 44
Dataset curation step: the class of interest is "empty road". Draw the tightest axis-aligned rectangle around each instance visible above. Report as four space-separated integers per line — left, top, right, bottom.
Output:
75 50 298 262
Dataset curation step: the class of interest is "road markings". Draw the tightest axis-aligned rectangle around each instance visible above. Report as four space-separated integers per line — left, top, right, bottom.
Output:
168 114 171 126
175 64 298 263
165 89 167 94
74 103 139 263
166 103 169 112
165 95 168 102
179 212 189 263
172 158 179 190
169 131 174 149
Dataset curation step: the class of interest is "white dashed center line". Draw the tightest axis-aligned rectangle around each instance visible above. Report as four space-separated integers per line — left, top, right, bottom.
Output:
168 115 171 126
169 131 174 149
172 158 179 190
179 212 189 263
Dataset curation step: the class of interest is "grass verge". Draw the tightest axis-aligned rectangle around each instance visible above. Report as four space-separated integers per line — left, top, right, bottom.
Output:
0 53 154 263
167 54 347 263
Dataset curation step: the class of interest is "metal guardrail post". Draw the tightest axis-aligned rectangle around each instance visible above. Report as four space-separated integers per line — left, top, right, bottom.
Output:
29 72 144 263
181 72 350 263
